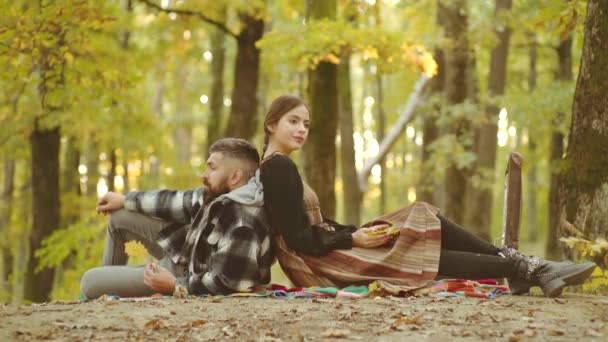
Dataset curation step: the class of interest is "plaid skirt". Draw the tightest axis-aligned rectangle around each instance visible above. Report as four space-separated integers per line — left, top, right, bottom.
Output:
273 202 442 294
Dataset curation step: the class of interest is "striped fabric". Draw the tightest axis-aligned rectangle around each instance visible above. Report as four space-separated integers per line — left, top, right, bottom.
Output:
274 201 442 295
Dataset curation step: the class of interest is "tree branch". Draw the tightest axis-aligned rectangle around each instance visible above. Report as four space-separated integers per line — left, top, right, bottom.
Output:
357 75 430 191
138 0 238 39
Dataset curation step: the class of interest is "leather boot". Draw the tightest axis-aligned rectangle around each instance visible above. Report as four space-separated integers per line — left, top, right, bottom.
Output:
499 247 532 295
504 247 596 298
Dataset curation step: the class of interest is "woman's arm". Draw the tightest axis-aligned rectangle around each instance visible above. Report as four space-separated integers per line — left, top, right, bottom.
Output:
260 155 354 255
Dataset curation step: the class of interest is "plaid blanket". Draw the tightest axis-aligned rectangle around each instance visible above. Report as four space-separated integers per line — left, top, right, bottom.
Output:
97 280 509 301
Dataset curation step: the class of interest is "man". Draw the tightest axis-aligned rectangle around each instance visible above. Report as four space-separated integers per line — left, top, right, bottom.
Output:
80 138 273 299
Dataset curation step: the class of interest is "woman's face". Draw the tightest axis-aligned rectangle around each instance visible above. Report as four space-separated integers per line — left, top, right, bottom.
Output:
268 105 310 153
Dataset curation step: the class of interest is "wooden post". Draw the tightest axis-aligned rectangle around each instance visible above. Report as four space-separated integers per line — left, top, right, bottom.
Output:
501 152 523 249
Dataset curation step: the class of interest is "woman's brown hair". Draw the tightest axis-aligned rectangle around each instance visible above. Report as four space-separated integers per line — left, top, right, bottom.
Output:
262 94 309 157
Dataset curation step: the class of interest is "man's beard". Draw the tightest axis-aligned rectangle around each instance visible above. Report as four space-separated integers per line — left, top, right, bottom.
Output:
203 178 231 199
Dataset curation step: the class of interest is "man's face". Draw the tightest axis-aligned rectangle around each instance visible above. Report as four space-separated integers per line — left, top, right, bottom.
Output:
201 152 232 197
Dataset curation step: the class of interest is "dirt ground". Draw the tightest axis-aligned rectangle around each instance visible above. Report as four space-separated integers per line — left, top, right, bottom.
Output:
1 293 607 341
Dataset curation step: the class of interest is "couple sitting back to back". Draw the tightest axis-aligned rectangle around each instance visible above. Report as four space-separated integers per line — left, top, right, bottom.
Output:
81 95 595 299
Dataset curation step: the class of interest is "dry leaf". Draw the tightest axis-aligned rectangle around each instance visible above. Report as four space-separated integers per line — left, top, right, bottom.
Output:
144 319 163 330
585 329 602 337
322 329 351 338
124 240 149 258
548 329 565 336
393 314 423 327
181 319 206 328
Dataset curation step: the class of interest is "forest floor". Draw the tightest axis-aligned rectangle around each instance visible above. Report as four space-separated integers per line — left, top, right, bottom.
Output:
1 292 607 341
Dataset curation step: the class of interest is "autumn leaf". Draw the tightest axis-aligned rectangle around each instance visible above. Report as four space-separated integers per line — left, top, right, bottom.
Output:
124 240 149 258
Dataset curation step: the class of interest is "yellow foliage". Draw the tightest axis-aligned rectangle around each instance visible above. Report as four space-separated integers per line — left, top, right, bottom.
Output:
321 53 340 64
362 47 379 61
124 240 149 258
402 44 438 78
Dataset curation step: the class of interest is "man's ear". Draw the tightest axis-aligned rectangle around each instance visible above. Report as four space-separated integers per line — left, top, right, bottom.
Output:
229 168 243 186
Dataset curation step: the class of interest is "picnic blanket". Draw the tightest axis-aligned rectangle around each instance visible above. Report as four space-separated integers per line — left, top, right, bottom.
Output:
96 279 509 301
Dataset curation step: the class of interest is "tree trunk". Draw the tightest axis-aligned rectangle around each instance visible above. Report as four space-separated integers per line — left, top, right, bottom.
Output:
442 0 470 224
338 53 361 226
546 36 572 260
61 136 81 196
108 148 117 192
224 13 264 140
304 0 338 218
86 139 99 197
526 34 538 242
173 68 192 164
25 126 61 303
1 159 15 301
463 0 511 241
376 75 386 214
206 6 227 156
558 0 608 250
419 2 446 204
419 47 445 204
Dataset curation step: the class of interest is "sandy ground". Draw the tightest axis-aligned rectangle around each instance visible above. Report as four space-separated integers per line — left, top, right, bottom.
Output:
1 293 608 341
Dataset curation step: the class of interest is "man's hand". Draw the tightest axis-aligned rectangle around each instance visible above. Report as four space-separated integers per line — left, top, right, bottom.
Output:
96 192 125 215
143 263 176 294
352 224 392 248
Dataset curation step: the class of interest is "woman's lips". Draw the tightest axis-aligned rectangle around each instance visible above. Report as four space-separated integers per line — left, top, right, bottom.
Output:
294 137 304 143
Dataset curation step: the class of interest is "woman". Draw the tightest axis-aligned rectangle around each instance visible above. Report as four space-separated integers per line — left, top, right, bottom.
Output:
259 94 595 297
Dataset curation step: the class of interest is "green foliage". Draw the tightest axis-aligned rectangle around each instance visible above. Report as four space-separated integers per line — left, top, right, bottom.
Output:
36 210 105 300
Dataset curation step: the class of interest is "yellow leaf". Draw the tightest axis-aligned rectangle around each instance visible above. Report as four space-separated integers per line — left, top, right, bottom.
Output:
64 52 74 65
368 281 379 293
124 240 149 258
321 53 340 64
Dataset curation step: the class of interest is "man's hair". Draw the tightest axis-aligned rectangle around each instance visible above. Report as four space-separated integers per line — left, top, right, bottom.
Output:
209 138 260 179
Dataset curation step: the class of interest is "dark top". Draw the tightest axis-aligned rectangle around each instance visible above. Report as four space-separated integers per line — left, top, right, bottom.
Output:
260 154 356 256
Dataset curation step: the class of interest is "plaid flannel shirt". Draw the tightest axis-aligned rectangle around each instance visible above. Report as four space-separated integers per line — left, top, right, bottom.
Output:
124 186 273 295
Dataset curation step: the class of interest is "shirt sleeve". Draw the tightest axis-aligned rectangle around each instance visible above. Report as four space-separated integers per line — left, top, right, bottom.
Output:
124 187 203 224
260 155 354 256
176 226 262 295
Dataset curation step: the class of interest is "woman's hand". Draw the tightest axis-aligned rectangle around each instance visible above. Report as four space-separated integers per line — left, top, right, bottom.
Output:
351 224 392 248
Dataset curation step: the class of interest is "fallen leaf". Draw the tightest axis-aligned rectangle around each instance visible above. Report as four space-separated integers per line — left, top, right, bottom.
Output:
554 298 567 304
144 319 163 330
393 315 422 326
585 329 602 337
338 309 353 321
322 328 351 338
222 324 237 337
181 319 206 328
548 329 565 336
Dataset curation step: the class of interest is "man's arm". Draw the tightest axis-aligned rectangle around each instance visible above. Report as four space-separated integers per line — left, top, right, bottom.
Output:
177 226 263 295
97 188 203 224
124 188 203 224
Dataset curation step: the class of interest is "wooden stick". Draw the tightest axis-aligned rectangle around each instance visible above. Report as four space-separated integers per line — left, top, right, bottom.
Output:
502 152 523 249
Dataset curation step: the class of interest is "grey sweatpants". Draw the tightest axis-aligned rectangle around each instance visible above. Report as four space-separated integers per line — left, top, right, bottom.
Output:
80 209 187 299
